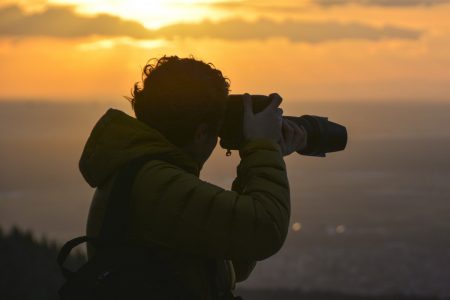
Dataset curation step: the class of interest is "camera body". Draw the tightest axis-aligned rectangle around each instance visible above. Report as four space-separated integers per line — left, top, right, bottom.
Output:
219 94 348 157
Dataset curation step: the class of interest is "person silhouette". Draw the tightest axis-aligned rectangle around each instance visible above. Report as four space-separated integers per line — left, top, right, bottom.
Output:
67 55 304 299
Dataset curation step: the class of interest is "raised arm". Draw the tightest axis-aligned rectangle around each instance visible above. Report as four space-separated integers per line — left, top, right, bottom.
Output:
129 137 290 262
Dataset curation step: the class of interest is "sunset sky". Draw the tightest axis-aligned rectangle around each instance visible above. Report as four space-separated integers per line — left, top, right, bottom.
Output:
0 0 449 102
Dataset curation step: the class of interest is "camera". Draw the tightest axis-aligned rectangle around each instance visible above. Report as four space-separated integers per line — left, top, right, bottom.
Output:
219 94 348 157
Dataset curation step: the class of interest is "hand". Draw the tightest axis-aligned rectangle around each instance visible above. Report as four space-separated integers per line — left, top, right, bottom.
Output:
278 118 308 156
242 93 283 142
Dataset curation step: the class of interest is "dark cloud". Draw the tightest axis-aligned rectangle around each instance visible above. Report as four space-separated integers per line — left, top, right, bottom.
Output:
313 0 450 7
0 5 422 43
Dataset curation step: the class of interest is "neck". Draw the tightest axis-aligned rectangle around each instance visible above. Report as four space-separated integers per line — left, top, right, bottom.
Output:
180 143 204 169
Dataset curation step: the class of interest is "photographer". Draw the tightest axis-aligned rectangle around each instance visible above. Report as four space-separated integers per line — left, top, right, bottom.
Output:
78 55 306 299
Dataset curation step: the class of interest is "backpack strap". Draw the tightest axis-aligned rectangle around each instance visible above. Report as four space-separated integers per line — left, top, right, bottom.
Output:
97 154 161 243
57 154 161 280
57 236 92 279
57 154 235 299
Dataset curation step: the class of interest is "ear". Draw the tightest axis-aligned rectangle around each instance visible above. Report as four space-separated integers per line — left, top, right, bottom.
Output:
194 123 209 142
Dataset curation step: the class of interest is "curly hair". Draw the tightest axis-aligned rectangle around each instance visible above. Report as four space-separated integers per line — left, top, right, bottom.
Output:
127 55 230 147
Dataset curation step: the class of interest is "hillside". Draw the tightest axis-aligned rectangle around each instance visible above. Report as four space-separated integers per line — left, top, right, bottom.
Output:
0 226 443 300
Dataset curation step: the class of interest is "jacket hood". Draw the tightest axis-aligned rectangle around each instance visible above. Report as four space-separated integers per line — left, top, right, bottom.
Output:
79 108 200 187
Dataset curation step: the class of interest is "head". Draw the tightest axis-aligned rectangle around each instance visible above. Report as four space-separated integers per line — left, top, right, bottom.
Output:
128 55 230 169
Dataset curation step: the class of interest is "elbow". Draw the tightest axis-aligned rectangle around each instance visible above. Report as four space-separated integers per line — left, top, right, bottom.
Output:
252 202 290 260
253 224 287 260
244 210 288 261
227 192 290 261
228 217 288 261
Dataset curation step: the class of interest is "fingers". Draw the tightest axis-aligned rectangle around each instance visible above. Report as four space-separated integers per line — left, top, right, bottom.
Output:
291 121 302 149
267 93 282 110
276 107 283 115
282 118 294 141
278 120 290 156
280 119 302 155
244 93 283 117
242 93 253 117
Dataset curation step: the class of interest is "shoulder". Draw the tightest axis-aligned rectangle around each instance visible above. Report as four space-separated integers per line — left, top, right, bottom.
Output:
131 159 206 198
135 159 195 182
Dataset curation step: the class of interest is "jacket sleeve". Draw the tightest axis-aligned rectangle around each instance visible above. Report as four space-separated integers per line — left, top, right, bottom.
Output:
229 166 257 282
129 138 291 261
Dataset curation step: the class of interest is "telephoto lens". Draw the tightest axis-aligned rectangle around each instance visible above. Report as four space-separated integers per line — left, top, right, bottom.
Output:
219 94 348 157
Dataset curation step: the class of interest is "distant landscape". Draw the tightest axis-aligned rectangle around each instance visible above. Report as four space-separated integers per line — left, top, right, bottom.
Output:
0 227 442 300
1 100 449 299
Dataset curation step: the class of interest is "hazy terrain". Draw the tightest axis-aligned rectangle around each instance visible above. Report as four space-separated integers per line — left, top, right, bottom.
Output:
1 100 449 298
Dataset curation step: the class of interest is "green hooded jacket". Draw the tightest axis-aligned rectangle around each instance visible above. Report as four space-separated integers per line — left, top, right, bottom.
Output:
79 108 291 299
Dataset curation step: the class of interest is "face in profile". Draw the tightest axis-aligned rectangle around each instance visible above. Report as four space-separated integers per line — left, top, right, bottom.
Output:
196 125 219 169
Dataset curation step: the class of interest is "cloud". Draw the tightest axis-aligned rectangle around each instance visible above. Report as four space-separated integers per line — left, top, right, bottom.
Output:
0 5 151 38
206 1 309 13
155 18 421 43
206 0 450 12
0 5 422 43
313 0 450 7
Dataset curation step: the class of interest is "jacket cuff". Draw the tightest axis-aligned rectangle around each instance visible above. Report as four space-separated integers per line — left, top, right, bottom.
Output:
239 138 281 158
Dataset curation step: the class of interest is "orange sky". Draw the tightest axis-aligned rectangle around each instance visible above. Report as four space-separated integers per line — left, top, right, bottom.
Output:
0 0 449 102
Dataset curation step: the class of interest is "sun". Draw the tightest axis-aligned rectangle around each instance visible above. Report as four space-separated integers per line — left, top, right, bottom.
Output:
47 0 225 29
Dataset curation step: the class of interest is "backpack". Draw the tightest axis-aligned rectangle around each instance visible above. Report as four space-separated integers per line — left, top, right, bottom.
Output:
57 155 198 299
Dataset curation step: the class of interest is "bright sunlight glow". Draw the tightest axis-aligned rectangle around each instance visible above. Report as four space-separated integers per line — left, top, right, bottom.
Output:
47 0 227 29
